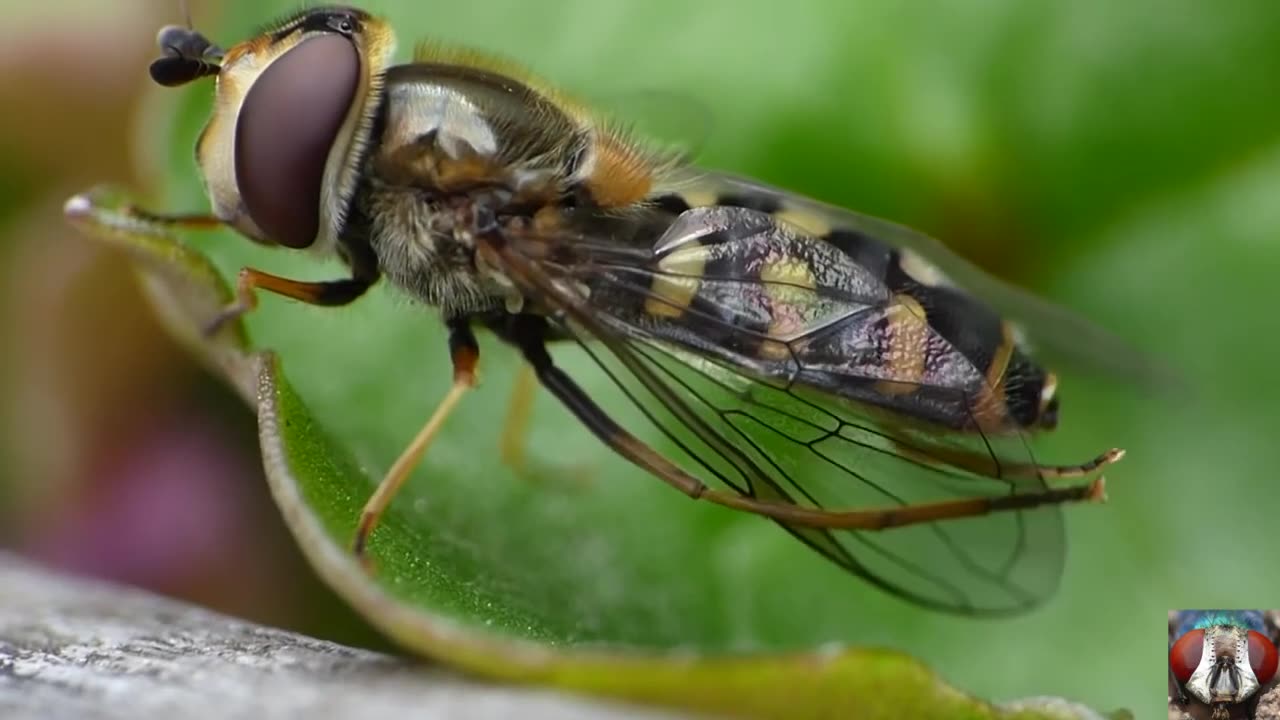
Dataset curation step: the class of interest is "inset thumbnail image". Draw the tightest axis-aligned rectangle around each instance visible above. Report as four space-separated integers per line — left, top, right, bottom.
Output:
1170 610 1280 719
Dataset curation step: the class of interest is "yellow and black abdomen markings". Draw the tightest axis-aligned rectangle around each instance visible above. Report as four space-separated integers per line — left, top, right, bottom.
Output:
643 189 1057 431
756 252 819 361
644 238 707 319
630 202 827 362
871 236 1052 431
873 292 931 397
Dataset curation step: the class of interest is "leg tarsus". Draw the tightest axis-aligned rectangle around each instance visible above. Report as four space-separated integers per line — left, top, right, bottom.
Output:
1039 447 1125 479
351 319 479 563
204 267 259 337
350 377 472 563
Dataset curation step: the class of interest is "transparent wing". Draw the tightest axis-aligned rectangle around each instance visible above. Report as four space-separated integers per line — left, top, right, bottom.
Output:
576 338 1064 613
408 43 711 162
672 170 1175 389
484 207 1114 614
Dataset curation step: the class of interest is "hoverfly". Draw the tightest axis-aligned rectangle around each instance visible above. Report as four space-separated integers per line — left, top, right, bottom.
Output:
94 4 1129 615
1170 611 1279 719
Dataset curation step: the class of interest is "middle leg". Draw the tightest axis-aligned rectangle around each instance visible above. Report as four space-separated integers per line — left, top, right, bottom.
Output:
352 318 479 559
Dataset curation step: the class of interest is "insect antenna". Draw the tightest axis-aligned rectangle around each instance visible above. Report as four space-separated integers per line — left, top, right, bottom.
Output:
149 0 224 87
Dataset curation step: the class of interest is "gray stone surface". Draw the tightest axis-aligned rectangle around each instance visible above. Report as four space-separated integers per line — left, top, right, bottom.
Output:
0 553 690 720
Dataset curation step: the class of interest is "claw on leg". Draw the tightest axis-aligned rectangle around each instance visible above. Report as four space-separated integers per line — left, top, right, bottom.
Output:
203 268 259 337
203 268 257 336
351 377 473 562
351 323 479 563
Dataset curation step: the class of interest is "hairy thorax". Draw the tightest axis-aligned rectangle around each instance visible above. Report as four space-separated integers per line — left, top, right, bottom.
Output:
357 182 511 317
342 63 593 318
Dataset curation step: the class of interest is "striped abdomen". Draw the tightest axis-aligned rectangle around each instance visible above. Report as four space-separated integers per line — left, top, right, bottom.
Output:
585 191 1059 434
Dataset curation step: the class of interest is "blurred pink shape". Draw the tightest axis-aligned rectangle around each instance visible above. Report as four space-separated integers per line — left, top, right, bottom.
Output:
26 417 259 590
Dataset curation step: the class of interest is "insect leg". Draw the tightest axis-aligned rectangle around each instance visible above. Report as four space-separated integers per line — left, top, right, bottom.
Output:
494 362 597 486
498 364 538 470
64 187 226 241
121 207 225 230
204 268 375 336
62 189 380 335
501 317 710 492
1036 448 1125 478
351 318 479 559
891 437 1124 482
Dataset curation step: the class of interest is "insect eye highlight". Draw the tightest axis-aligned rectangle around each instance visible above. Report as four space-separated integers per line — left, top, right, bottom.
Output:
1249 630 1278 683
332 16 356 34
1170 628 1205 683
234 34 360 249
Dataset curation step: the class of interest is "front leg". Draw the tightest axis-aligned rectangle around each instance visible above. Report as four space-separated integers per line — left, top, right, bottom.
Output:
204 268 375 337
63 189 380 336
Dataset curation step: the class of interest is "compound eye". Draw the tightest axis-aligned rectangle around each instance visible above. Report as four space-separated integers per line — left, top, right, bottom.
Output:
1249 630 1279 683
1170 629 1204 683
235 34 359 248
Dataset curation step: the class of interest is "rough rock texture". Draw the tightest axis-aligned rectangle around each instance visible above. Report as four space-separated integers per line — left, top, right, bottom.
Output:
0 553 689 720
1256 687 1280 720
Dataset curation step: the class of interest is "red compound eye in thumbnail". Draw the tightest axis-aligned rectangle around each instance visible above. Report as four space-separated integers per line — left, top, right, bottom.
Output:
1170 629 1204 683
1249 630 1278 683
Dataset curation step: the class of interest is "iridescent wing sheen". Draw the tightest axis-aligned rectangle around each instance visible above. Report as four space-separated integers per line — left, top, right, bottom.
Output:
670 170 1172 389
488 205 1102 614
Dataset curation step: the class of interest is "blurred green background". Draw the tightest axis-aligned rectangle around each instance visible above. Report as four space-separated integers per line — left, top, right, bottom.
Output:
4 0 1280 717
